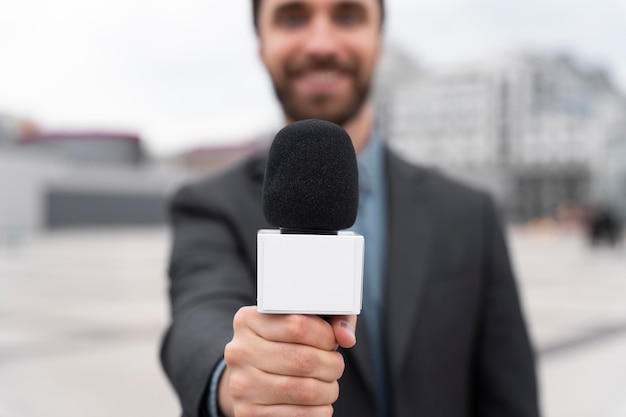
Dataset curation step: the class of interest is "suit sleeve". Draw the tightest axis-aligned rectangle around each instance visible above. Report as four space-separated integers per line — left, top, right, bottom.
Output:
475 196 541 417
160 183 256 417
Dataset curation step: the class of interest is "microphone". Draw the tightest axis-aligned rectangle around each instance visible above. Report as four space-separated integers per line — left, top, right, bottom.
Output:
263 119 359 233
257 119 364 315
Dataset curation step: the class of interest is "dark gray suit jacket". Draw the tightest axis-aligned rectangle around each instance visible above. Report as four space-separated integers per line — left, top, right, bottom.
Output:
161 148 540 417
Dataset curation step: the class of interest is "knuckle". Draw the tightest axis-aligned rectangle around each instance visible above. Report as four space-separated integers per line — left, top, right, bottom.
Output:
227 371 250 399
329 380 340 403
284 314 308 340
223 341 244 365
333 352 346 379
233 306 251 329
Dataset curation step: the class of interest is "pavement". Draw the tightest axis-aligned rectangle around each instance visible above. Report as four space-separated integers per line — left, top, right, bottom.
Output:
508 227 626 417
0 226 625 417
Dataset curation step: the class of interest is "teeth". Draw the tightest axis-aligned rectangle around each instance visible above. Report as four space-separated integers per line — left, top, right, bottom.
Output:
307 71 337 82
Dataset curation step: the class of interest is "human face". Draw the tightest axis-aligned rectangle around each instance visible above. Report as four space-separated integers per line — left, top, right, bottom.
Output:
257 0 382 126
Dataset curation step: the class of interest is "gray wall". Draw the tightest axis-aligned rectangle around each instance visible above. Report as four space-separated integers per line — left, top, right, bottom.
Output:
45 190 167 228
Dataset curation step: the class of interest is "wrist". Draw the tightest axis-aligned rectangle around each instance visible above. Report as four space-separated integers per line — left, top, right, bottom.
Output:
208 359 228 417
217 366 234 417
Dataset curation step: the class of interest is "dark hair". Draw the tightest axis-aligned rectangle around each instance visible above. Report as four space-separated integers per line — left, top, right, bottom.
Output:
252 0 385 30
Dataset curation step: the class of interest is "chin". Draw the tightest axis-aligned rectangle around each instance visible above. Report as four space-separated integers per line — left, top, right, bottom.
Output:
291 103 360 125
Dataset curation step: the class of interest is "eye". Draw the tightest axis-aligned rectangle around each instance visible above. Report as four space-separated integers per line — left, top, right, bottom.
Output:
334 7 365 26
277 11 308 28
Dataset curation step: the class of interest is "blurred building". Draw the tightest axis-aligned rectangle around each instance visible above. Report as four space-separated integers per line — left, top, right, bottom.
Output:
377 51 626 221
603 132 626 219
0 124 272 240
0 114 39 147
19 131 145 165
0 129 189 238
373 45 424 131
174 138 270 174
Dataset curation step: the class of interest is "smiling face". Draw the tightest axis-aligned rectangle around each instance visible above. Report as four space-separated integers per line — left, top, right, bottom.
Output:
257 0 383 126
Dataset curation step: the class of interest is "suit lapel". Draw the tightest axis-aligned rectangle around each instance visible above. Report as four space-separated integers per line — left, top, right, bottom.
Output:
342 150 434 397
383 151 434 380
346 307 376 396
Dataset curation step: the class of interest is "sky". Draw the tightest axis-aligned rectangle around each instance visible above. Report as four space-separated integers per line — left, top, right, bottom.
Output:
1 0 626 156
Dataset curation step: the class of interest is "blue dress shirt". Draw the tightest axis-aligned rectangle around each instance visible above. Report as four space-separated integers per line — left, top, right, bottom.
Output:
349 130 389 417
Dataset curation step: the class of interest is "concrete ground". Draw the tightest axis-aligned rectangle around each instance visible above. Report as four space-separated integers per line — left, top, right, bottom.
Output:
509 227 626 417
0 226 624 417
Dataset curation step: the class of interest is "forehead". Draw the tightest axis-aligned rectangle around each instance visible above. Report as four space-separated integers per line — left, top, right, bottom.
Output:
260 0 381 15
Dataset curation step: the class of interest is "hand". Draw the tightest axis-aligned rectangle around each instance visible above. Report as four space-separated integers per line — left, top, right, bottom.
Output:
218 306 357 417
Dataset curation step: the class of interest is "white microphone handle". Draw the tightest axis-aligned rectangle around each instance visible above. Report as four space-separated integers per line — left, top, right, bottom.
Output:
257 230 364 315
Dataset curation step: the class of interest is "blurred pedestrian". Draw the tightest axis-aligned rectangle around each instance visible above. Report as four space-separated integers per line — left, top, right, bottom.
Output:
587 205 623 247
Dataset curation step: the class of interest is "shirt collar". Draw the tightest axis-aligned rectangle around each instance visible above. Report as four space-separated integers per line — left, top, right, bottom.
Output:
357 129 384 196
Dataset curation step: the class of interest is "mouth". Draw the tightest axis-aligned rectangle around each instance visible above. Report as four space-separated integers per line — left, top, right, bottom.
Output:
294 68 349 92
305 70 341 83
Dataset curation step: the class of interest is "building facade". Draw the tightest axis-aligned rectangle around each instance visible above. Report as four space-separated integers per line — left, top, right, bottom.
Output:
0 130 186 239
376 51 626 220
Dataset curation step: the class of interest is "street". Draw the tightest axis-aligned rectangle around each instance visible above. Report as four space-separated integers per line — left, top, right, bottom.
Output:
1 226 625 417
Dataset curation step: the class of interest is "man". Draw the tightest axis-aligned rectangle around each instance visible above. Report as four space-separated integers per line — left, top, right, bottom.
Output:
160 1 540 416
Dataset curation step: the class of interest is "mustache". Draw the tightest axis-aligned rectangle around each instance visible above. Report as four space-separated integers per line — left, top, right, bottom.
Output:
286 56 357 75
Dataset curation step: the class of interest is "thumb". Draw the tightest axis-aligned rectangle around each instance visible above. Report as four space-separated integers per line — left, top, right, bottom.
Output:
328 315 357 349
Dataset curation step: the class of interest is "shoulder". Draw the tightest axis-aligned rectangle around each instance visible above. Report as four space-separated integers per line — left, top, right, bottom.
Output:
385 149 506 258
386 148 493 210
170 151 267 217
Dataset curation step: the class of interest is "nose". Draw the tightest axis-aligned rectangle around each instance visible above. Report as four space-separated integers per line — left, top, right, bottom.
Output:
301 15 340 58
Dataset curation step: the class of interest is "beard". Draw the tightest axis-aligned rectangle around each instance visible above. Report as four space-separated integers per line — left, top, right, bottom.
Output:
270 56 372 126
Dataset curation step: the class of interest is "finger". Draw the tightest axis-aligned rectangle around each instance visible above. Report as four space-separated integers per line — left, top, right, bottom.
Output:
229 368 339 406
327 315 357 348
258 340 345 381
233 404 333 417
235 307 337 351
225 335 345 382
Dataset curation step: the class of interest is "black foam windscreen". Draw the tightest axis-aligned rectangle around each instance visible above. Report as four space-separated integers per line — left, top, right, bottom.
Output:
263 119 359 232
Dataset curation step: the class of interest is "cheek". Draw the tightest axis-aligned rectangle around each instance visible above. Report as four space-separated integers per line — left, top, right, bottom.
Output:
355 49 380 77
345 35 381 68
261 38 298 69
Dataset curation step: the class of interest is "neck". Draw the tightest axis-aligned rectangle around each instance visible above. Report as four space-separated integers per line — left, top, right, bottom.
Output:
283 101 374 154
341 102 374 154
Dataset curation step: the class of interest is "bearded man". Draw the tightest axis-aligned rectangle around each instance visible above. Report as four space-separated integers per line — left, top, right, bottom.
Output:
160 1 541 417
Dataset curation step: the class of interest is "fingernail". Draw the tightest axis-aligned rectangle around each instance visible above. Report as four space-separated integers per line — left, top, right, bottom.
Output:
339 320 355 337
